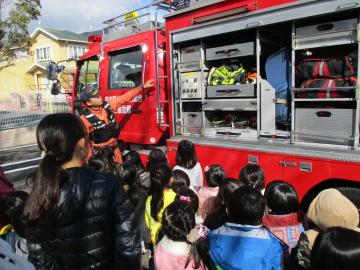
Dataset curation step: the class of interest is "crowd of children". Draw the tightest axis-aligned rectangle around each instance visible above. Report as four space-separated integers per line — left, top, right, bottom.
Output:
0 113 359 270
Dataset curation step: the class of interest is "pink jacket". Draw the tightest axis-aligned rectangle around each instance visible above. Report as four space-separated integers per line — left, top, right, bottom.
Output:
197 187 218 219
154 236 207 270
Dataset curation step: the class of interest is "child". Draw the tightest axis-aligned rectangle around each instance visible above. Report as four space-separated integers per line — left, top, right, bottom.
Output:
88 146 117 174
208 186 284 270
145 163 176 244
147 149 168 171
117 163 151 269
171 169 190 193
175 187 203 224
204 178 243 230
197 165 225 220
173 140 203 190
0 191 29 256
310 227 360 270
263 180 304 250
123 150 151 192
239 164 265 193
154 201 213 270
294 189 359 270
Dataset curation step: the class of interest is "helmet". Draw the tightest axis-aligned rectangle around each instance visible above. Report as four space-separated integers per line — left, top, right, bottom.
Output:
79 82 99 102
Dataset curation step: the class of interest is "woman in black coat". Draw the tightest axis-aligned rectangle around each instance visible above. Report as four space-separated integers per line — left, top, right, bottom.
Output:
23 113 141 270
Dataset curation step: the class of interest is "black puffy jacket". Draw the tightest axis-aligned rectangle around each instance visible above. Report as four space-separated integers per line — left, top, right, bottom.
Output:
25 167 141 270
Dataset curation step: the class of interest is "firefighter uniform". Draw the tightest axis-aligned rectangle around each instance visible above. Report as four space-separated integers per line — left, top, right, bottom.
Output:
80 86 144 164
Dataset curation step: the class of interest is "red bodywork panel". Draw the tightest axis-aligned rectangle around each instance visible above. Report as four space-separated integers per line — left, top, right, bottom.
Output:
167 140 360 200
100 30 168 145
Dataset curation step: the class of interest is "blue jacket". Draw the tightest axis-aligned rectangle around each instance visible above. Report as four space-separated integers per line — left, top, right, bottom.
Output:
208 223 284 270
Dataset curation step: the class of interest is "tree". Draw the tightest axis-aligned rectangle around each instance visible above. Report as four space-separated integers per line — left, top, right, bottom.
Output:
0 0 41 64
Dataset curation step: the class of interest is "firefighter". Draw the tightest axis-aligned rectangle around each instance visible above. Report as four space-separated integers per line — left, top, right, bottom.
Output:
79 79 155 163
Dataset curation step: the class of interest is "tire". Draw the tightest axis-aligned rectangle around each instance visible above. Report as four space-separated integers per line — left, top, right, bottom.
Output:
300 185 360 213
335 186 360 210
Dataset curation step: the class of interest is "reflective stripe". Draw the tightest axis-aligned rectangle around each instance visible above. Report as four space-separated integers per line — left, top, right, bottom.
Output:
319 61 325 77
326 79 333 98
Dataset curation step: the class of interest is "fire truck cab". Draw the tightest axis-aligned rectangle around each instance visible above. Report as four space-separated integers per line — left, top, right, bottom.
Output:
73 2 172 146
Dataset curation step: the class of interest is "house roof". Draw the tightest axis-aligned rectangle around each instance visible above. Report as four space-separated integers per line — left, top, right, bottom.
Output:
26 62 48 73
30 27 89 43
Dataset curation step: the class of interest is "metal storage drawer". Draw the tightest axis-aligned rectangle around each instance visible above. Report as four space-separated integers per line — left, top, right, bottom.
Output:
294 18 358 49
206 42 254 61
296 18 358 37
180 45 201 63
182 112 202 134
203 99 257 111
207 84 255 98
294 108 355 145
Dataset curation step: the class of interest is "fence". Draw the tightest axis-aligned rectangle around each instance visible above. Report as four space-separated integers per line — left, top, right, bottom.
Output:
0 89 72 130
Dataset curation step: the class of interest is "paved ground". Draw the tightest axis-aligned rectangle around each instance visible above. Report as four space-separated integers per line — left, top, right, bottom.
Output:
0 145 40 191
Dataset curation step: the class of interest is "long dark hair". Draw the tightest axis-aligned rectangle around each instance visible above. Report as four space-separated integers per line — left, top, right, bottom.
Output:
117 163 146 206
162 201 214 269
311 227 360 270
25 113 86 223
123 150 145 171
175 140 197 169
88 146 117 174
147 149 168 171
150 163 172 221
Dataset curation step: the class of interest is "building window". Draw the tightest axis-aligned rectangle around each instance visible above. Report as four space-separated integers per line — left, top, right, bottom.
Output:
36 47 51 61
68 45 87 59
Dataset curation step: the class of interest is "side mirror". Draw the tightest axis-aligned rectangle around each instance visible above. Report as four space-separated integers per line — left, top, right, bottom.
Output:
46 61 65 80
51 80 61 95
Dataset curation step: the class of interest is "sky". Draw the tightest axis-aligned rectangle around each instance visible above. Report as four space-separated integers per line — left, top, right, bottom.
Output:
3 0 150 34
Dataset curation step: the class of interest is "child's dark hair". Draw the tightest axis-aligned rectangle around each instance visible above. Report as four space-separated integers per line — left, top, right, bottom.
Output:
0 191 29 236
205 165 225 187
117 163 145 206
150 163 172 221
123 150 145 170
25 113 86 223
0 191 29 225
147 149 167 171
238 164 265 191
311 227 360 270
265 180 299 215
228 186 265 225
175 187 199 213
215 178 244 208
171 169 190 192
162 201 214 269
175 140 197 169
88 147 117 174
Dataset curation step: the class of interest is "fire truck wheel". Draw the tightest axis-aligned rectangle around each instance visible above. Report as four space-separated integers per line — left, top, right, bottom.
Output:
300 186 360 213
335 186 360 211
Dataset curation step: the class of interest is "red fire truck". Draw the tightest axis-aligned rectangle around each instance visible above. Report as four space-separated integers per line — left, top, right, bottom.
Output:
51 0 360 208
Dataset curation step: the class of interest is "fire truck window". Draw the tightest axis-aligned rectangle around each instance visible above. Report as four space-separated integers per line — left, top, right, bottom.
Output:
76 57 99 99
109 46 143 90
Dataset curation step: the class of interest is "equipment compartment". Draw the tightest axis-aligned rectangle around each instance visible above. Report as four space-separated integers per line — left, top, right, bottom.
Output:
206 42 254 61
294 18 358 49
207 84 255 98
181 102 202 134
294 105 356 146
